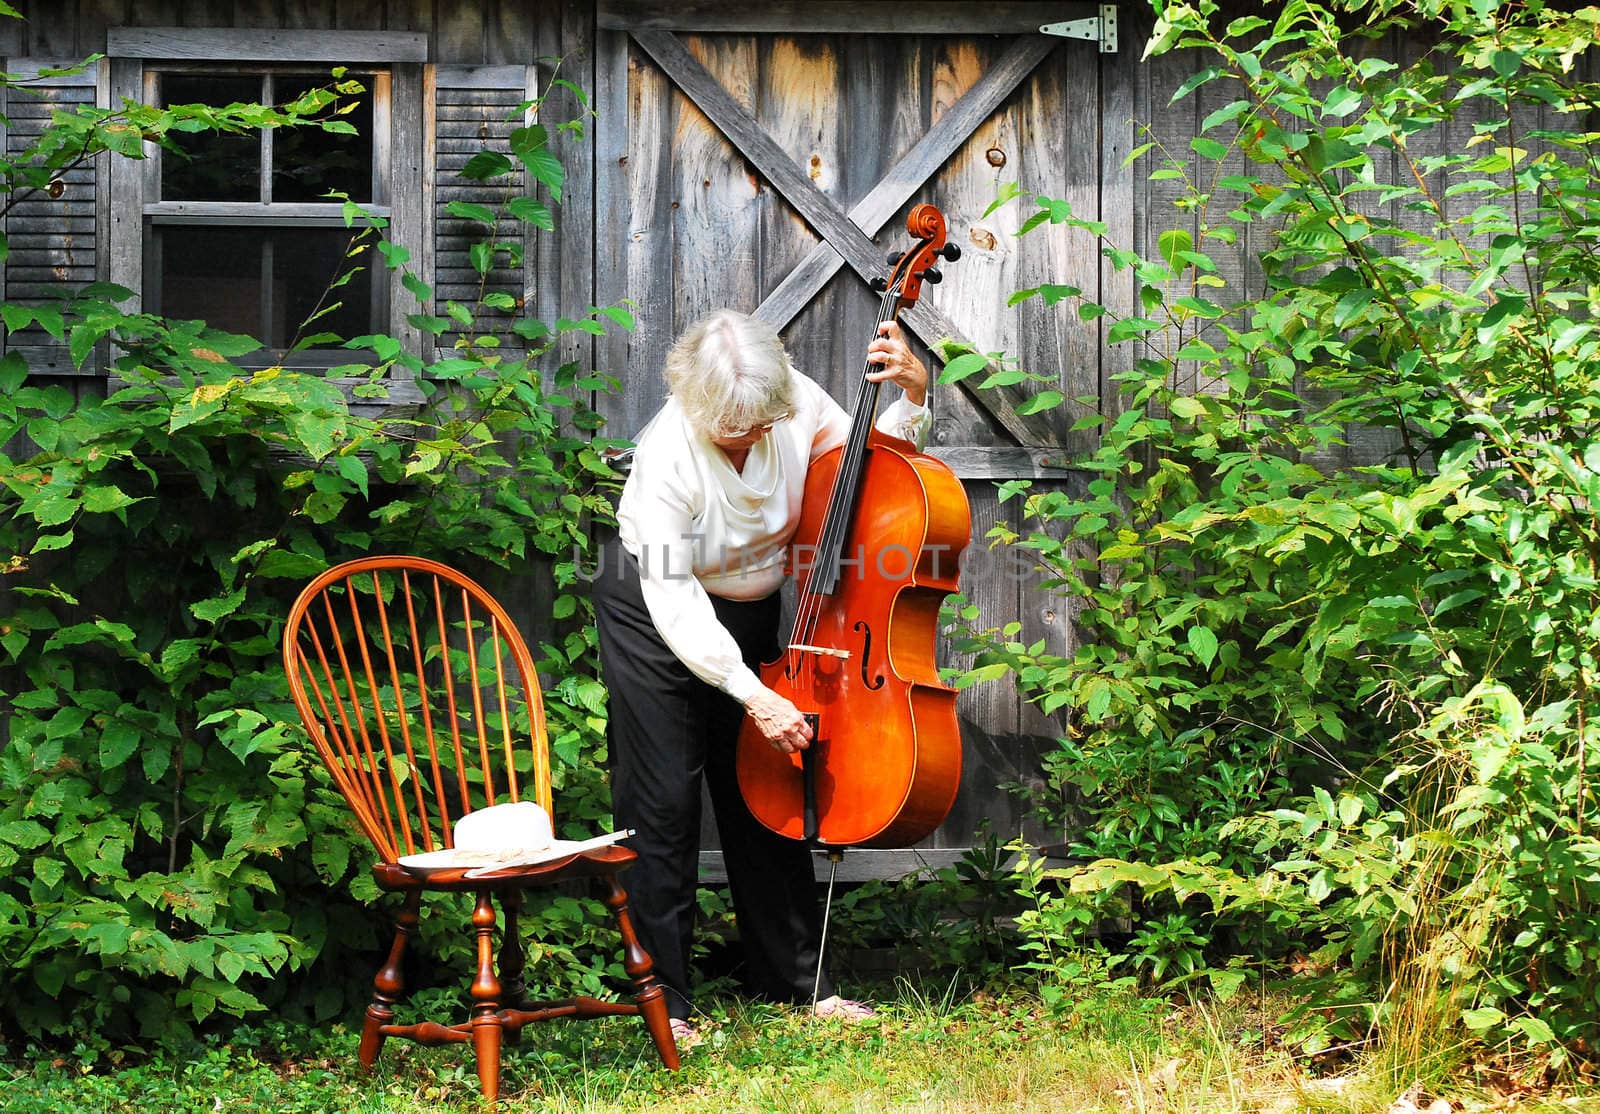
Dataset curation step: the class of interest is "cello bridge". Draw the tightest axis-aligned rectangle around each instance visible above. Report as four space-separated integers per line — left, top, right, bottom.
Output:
787 643 851 660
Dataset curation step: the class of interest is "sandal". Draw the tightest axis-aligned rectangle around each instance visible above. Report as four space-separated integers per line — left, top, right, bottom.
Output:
668 1016 703 1049
812 995 877 1021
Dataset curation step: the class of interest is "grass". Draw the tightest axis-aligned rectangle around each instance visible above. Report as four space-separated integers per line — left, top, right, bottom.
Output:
4 981 1600 1112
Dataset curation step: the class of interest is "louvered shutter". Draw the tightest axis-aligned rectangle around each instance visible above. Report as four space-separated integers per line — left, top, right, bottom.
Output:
1 62 101 374
430 65 533 350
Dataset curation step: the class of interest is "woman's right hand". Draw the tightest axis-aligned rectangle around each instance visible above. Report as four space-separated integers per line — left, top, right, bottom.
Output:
743 687 813 753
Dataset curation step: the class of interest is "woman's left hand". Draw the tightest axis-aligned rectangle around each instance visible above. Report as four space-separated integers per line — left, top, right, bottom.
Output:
866 321 928 407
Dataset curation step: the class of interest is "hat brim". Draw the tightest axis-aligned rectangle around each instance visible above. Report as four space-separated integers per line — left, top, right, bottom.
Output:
397 830 633 877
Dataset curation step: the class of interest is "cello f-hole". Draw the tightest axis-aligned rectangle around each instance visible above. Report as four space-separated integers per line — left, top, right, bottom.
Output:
853 621 885 690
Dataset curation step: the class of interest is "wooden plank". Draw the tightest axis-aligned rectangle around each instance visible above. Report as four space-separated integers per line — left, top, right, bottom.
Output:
0 9 23 55
486 0 538 66
430 65 528 90
333 0 382 30
1018 35 1099 456
433 0 485 65
599 1 1097 35
231 0 282 30
106 57 143 322
631 28 1062 448
927 36 1031 452
927 445 1087 480
593 26 636 434
596 31 677 439
18 4 76 56
550 0 599 381
940 482 1022 846
283 0 337 30
755 35 839 384
389 60 425 361
77 0 130 56
697 846 1013 883
753 34 1058 331
1097 3 1140 429
105 27 428 61
674 32 761 332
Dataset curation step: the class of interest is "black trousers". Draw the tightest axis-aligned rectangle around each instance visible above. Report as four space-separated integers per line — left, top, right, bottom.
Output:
594 542 833 1021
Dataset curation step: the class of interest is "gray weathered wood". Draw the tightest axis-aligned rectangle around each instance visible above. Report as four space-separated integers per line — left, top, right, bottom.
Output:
630 28 1063 447
105 27 428 61
3 62 100 374
429 63 527 347
599 1 1097 35
697 845 1014 884
753 34 1058 332
927 445 1088 480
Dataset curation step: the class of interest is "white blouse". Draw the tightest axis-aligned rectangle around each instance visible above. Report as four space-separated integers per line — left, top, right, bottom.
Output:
615 371 931 703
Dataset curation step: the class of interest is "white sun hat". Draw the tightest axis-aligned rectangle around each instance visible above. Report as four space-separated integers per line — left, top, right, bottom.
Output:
397 801 631 877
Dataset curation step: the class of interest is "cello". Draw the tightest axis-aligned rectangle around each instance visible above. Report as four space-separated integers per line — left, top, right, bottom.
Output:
735 203 970 850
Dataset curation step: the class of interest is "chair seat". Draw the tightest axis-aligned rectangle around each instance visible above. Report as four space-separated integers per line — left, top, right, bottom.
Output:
371 845 639 892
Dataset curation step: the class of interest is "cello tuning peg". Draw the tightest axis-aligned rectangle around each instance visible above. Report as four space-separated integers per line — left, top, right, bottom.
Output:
870 276 889 292
886 250 905 266
940 243 962 262
919 267 943 285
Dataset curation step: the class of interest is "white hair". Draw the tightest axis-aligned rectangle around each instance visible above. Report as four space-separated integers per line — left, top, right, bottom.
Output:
663 309 796 436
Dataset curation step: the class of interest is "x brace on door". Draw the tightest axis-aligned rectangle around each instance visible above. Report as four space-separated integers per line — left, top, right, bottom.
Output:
626 29 1068 448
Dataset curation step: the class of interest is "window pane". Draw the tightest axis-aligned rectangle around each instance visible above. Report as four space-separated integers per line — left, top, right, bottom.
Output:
156 226 374 350
162 75 263 202
274 74 374 203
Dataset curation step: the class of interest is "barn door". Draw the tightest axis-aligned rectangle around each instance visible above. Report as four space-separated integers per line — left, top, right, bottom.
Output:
592 1 1134 858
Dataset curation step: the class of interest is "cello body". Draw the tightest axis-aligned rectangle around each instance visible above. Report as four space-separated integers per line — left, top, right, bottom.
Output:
734 428 970 848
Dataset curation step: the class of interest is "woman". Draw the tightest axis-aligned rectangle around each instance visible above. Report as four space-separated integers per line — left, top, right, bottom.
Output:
594 309 931 1044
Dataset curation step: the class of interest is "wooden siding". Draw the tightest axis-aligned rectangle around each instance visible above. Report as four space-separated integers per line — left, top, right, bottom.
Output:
429 65 530 347
3 0 1500 867
0 63 100 375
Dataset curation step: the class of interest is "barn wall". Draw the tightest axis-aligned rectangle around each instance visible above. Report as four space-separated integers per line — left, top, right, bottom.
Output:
5 0 1506 863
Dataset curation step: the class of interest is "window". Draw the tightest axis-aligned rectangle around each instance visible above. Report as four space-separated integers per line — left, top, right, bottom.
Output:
143 68 389 364
100 27 429 373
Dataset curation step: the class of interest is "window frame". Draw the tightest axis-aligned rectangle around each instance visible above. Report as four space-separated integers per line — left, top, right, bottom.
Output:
104 28 428 373
141 64 392 367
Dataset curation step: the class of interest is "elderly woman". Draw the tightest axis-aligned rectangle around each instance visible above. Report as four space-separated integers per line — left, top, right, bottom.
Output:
594 309 931 1043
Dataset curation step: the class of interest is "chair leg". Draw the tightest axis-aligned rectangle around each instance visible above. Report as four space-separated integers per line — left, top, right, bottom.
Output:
599 874 680 1071
498 890 527 1010
470 891 505 1105
498 891 526 1047
359 891 421 1072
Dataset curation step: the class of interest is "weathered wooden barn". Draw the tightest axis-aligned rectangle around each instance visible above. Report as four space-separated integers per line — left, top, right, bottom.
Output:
1 0 1202 875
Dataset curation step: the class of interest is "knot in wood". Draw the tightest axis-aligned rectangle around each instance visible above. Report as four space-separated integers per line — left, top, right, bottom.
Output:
985 147 1006 168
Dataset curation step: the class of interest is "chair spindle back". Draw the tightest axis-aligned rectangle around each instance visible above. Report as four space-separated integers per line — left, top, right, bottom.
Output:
283 556 552 862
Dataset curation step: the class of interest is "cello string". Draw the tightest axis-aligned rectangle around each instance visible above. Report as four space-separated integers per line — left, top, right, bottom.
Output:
789 281 900 657
794 281 897 647
789 287 892 654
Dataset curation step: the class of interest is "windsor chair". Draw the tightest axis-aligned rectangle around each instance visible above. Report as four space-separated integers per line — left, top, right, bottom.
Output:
282 556 678 1105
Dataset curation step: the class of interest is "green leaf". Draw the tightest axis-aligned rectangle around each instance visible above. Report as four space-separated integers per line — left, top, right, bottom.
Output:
520 145 565 202
69 323 99 369
469 240 493 275
191 588 247 624
460 150 514 180
1461 1006 1505 1032
99 720 140 771
1159 229 1193 269
1187 626 1219 669
939 352 991 385
445 200 497 225
506 196 555 230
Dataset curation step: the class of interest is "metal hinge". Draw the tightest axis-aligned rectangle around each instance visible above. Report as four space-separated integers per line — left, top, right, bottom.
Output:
1041 4 1118 53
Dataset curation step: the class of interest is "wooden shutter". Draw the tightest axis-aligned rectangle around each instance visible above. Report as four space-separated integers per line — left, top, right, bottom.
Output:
428 65 534 350
1 61 101 374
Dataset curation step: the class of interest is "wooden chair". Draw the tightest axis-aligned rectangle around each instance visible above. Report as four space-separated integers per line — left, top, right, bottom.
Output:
282 555 679 1105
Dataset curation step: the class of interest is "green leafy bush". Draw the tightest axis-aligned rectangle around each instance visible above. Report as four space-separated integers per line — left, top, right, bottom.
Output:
958 0 1600 1064
0 61 632 1050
